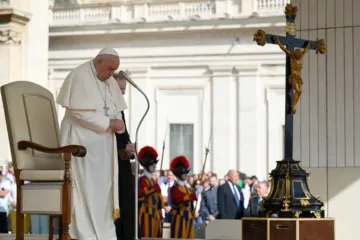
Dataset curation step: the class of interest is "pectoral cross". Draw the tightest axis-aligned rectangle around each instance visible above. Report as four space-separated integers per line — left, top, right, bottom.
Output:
104 105 109 116
253 3 326 160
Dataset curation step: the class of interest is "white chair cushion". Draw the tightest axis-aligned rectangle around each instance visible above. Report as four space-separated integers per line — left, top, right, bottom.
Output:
20 170 64 181
22 182 63 214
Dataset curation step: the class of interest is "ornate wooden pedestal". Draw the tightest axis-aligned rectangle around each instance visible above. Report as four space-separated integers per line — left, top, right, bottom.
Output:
242 217 335 240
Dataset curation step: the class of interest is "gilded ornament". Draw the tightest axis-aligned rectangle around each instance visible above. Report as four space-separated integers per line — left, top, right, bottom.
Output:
295 211 302 218
284 4 298 19
283 197 290 211
113 208 121 220
316 38 326 54
253 29 266 46
300 199 310 207
311 211 321 219
285 171 290 198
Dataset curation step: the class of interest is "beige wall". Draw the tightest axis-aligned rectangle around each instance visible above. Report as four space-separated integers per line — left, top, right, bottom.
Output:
304 167 360 240
292 0 360 238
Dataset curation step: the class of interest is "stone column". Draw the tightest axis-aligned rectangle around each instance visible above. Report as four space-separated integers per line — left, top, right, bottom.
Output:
235 66 267 179
265 85 285 175
0 3 31 165
23 0 51 88
209 66 237 177
0 7 31 83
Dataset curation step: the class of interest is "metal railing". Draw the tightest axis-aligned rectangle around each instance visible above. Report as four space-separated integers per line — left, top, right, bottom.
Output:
51 0 290 26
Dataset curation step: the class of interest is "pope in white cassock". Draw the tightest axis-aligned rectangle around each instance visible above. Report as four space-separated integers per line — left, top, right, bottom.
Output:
56 48 127 240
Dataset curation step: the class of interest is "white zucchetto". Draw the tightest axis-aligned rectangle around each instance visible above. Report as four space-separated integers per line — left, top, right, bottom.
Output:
96 47 119 57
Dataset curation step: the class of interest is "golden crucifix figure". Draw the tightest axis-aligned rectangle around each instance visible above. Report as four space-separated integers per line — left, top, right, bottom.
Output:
273 36 312 114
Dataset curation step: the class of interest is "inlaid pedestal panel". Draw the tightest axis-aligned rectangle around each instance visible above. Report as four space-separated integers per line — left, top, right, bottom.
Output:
242 217 335 240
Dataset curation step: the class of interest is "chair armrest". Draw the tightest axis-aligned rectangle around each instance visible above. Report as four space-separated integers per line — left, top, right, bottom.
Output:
18 140 86 158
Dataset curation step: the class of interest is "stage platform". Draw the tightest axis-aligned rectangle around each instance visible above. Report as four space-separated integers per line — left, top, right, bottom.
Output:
0 220 241 240
0 235 205 240
0 234 58 240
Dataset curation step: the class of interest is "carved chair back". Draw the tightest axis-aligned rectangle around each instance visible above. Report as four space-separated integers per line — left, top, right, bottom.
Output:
1 81 64 171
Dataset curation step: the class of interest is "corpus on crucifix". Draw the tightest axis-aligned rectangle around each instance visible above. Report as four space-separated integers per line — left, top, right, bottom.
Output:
273 35 311 114
252 4 327 219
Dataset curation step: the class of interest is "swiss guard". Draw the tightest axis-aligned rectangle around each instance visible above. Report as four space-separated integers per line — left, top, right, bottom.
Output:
169 155 197 238
137 146 164 239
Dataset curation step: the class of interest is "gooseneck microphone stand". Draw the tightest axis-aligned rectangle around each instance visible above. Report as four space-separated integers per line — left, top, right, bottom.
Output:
120 70 150 240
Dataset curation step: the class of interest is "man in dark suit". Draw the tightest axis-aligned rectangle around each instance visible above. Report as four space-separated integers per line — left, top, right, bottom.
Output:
217 170 244 219
114 72 136 240
200 175 219 222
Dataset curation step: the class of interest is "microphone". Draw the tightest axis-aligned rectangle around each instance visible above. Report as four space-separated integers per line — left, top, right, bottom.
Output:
118 70 150 240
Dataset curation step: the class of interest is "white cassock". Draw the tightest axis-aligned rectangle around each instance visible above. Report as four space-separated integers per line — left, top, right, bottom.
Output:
56 60 127 240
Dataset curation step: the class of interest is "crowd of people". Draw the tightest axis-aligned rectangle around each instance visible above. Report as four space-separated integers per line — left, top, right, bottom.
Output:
0 162 64 235
147 168 271 224
0 163 16 233
0 160 271 236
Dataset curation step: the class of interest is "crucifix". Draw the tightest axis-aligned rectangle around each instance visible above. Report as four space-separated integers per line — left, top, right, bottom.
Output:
254 4 327 218
104 105 109 116
253 3 326 160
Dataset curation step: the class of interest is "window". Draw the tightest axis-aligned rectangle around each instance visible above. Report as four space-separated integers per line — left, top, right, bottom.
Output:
169 124 194 174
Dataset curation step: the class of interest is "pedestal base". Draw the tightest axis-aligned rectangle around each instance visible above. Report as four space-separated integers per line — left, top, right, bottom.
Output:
259 159 325 217
242 217 334 240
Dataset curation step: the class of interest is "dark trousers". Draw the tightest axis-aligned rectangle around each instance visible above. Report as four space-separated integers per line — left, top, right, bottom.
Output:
164 211 172 223
115 159 135 240
0 212 8 233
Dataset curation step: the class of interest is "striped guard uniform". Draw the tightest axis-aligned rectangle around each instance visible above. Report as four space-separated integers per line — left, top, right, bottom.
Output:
138 175 164 238
170 182 196 239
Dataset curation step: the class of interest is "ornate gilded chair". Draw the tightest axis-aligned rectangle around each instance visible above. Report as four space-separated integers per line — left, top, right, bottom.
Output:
1 81 86 240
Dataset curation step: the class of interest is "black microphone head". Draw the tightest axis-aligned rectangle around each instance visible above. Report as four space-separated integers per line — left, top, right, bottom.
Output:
117 70 131 82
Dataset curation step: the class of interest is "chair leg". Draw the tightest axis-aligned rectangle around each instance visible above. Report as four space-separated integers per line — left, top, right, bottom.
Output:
16 210 24 240
15 172 24 240
61 181 71 240
48 215 54 240
61 215 71 240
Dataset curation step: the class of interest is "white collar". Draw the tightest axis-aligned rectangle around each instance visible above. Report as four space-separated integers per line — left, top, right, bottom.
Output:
90 60 98 79
143 170 153 179
177 180 185 186
90 60 104 82
166 180 174 186
227 181 237 188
